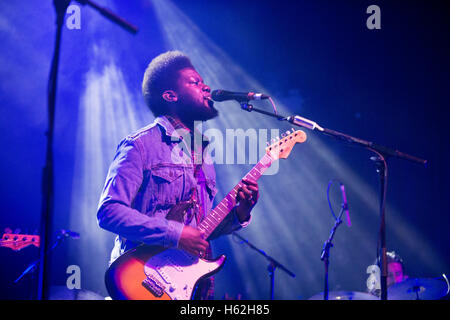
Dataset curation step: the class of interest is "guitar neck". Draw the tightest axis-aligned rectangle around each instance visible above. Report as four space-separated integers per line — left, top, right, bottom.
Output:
200 153 273 239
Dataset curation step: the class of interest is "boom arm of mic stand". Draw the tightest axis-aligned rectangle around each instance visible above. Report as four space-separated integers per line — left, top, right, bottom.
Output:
236 103 427 165
75 0 139 34
319 127 428 166
233 232 295 300
233 232 296 278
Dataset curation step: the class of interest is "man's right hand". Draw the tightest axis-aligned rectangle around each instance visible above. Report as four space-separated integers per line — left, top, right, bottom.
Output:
178 225 209 257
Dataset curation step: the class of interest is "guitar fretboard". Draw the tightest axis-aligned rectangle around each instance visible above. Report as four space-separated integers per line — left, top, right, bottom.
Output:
200 153 273 239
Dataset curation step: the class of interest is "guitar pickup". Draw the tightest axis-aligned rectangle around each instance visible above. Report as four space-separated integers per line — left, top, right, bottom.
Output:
142 276 164 297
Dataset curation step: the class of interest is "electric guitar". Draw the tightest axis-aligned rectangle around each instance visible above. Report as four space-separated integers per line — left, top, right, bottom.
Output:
0 233 40 251
104 129 307 300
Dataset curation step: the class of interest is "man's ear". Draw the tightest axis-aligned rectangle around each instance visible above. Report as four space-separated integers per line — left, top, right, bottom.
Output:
162 90 178 103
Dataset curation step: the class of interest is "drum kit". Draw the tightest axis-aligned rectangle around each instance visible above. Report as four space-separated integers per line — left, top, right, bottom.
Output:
308 275 450 300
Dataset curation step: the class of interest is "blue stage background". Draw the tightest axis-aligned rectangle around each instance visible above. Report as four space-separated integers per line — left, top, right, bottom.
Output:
0 0 448 300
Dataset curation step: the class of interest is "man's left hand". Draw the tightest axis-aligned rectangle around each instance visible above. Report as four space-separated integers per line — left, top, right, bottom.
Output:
235 178 259 223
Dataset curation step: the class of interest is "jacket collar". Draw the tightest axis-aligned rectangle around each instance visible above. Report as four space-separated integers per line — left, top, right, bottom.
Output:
154 116 210 148
154 116 183 141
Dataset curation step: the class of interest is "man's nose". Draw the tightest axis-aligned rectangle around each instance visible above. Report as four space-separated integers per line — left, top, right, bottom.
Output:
202 84 211 93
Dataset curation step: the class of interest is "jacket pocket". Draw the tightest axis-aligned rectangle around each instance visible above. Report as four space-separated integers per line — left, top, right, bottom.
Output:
150 165 184 206
151 166 183 183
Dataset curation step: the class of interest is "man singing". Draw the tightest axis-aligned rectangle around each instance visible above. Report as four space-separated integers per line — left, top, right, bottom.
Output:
97 51 259 299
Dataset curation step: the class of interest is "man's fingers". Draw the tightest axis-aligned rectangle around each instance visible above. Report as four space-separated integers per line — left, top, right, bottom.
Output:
242 178 258 187
179 226 210 257
197 236 209 251
186 242 208 257
238 185 256 200
197 241 209 258
241 179 259 197
200 239 209 250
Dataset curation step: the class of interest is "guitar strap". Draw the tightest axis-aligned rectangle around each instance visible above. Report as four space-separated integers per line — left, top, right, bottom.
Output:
194 165 207 224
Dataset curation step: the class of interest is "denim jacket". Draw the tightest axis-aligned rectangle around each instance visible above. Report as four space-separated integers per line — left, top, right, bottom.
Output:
97 116 246 264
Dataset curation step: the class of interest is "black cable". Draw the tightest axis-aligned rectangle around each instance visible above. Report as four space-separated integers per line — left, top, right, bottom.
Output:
326 179 344 221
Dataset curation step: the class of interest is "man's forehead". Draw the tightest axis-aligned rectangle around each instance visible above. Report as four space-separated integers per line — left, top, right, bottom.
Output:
178 67 201 79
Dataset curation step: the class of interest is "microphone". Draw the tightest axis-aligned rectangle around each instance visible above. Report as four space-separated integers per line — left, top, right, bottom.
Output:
211 89 270 102
339 183 351 227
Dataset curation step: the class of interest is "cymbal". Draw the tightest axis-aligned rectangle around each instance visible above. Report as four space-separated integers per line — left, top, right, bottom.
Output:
308 291 379 300
387 277 449 300
49 285 105 300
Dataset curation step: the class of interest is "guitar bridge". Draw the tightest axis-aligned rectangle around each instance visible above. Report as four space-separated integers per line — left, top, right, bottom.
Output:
142 275 164 297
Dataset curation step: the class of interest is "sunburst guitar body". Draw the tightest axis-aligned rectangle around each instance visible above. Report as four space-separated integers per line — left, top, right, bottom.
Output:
105 244 226 300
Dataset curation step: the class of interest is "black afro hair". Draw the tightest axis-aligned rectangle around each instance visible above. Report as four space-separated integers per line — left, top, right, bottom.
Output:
142 51 194 116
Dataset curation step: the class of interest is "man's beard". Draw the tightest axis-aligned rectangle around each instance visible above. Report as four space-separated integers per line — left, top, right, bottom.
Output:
197 104 219 121
183 102 219 122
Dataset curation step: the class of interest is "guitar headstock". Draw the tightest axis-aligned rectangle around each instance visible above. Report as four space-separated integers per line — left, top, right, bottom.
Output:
265 129 307 160
0 233 40 251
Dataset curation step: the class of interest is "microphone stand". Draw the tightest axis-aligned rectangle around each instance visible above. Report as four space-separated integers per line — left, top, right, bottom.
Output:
39 0 137 300
320 204 345 300
233 232 296 300
238 101 427 300
75 0 139 34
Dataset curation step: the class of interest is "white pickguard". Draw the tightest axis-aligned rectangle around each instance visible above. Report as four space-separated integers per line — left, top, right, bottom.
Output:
143 248 225 300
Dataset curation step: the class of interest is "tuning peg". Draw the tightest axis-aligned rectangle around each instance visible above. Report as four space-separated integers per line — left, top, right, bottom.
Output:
13 228 21 234
4 228 12 234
